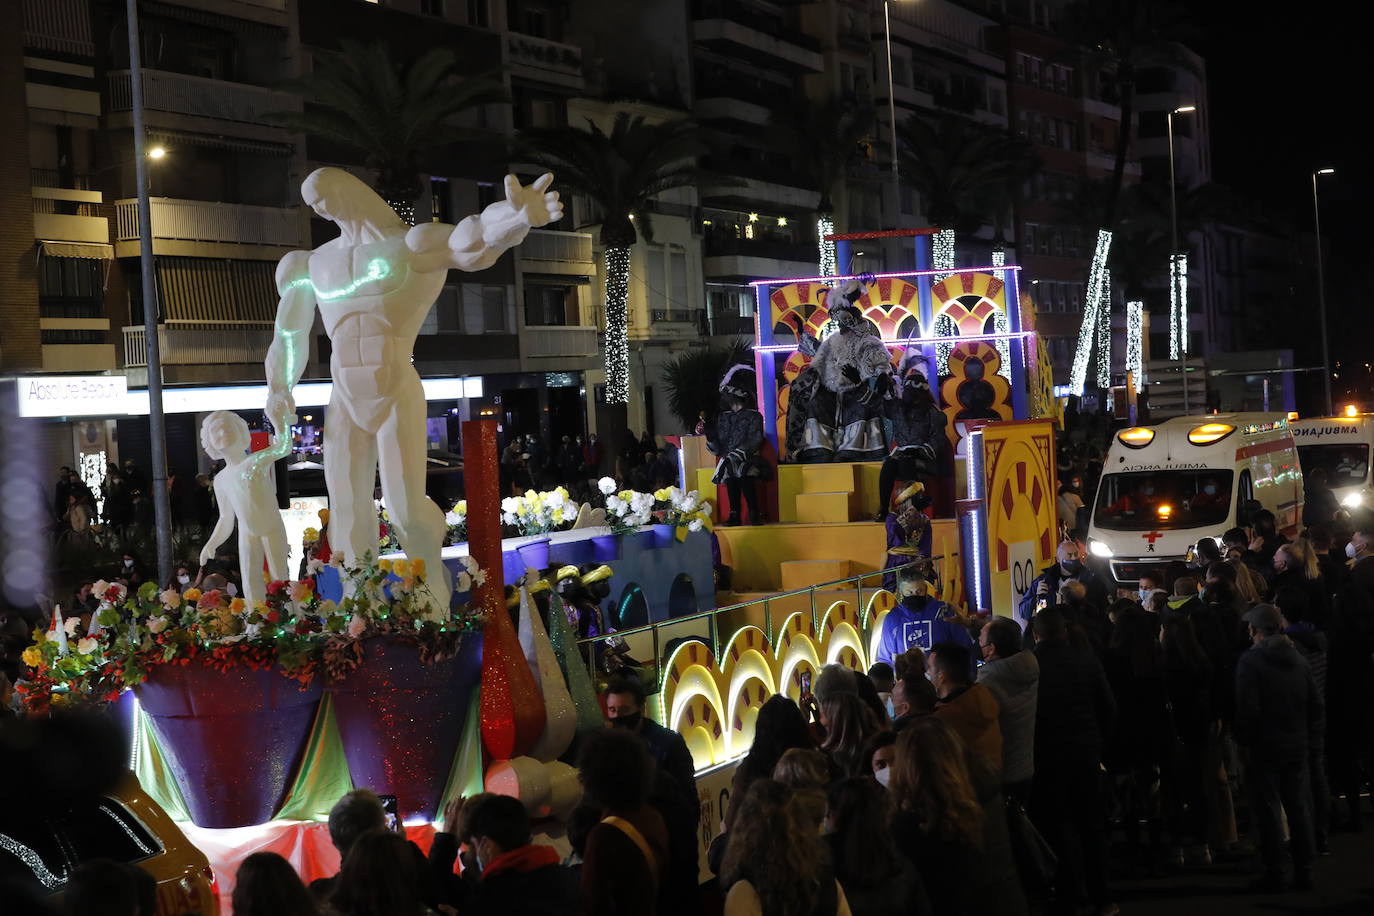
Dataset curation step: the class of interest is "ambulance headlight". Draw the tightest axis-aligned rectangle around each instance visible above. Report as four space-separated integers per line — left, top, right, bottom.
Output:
1088 540 1114 558
1342 492 1365 508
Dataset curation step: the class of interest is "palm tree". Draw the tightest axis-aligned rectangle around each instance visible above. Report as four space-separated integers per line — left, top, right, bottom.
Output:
897 110 1040 237
767 96 875 274
661 341 752 433
268 40 508 222
516 113 709 406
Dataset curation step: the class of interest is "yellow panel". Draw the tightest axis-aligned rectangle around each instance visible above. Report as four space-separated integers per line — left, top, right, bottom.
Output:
795 491 854 524
714 522 888 591
800 463 858 494
781 559 853 591
981 420 1058 617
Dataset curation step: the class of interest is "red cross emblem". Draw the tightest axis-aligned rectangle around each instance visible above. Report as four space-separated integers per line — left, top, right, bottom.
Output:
1141 530 1163 552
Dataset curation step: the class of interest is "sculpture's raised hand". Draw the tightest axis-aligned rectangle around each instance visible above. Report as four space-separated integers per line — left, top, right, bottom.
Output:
505 172 563 229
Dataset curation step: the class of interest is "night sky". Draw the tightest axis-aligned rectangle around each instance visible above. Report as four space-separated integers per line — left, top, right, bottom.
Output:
1195 3 1369 404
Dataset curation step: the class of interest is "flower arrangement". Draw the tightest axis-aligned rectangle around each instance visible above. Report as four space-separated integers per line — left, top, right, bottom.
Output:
597 477 712 537
500 487 580 537
445 500 468 543
18 556 488 713
655 486 714 536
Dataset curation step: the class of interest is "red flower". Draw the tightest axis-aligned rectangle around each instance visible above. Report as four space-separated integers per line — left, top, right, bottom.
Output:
379 522 389 539
266 610 281 624
266 580 288 597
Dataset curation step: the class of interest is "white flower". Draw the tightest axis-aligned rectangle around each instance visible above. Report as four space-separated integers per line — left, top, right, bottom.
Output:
630 492 654 514
445 508 464 525
76 637 99 656
502 512 518 526
147 616 169 634
472 568 487 588
306 558 324 576
598 477 617 495
501 496 521 514
64 616 81 638
243 623 262 640
160 588 181 609
92 579 110 596
688 519 704 532
681 494 698 513
460 556 480 575
454 571 473 593
347 616 366 639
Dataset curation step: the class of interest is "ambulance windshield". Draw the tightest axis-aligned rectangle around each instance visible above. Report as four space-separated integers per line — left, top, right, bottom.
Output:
1093 470 1234 531
1297 444 1369 488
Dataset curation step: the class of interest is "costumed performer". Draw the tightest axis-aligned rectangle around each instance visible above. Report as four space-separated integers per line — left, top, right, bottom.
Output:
795 275 894 462
876 364 947 520
882 481 932 593
708 364 768 526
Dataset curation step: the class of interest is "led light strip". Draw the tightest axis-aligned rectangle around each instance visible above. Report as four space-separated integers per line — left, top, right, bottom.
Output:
1126 299 1144 392
1069 229 1112 395
752 330 1034 353
748 265 1022 286
1096 266 1111 389
603 246 631 405
931 227 955 283
0 832 63 888
817 215 837 277
1169 252 1189 360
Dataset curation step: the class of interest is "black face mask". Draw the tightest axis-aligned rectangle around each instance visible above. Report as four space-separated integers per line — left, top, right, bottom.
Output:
1060 560 1082 575
904 594 929 609
610 712 642 731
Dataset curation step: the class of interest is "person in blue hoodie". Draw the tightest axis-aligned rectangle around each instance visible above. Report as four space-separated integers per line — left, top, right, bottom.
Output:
876 564 973 668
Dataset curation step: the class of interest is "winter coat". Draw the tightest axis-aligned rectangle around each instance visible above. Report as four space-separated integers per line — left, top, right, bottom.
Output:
827 834 928 916
1102 652 1171 769
465 845 579 916
933 683 1003 775
1283 622 1328 697
1017 562 1109 625
1234 635 1325 766
882 396 946 456
978 648 1039 784
1032 640 1116 767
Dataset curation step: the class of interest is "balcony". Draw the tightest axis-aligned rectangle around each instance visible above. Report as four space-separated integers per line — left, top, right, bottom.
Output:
122 323 274 368
22 0 94 57
32 176 108 247
505 33 584 92
520 326 601 360
516 229 595 275
692 2 824 73
107 69 300 130
113 198 309 256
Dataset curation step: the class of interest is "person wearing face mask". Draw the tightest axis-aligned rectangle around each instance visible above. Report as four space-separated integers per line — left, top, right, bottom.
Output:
1247 509 1289 574
882 483 932 592
1058 476 1086 534
708 365 768 526
603 676 697 803
977 617 1039 803
1017 539 1108 625
875 367 947 522
1137 571 1167 611
875 565 972 667
795 277 894 463
459 794 575 916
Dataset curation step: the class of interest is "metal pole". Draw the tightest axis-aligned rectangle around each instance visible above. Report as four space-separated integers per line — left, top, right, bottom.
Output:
1313 170 1334 416
883 1 901 226
1168 110 1186 416
127 0 174 586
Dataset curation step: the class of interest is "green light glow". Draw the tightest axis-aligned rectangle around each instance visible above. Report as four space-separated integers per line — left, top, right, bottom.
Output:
289 258 393 301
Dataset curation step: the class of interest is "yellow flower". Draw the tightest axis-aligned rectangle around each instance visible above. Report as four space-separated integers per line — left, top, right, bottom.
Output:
456 501 467 514
654 488 670 501
378 559 394 574
392 558 412 578
182 588 202 602
303 526 320 544
411 557 426 578
253 601 271 616
229 597 245 614
22 646 42 667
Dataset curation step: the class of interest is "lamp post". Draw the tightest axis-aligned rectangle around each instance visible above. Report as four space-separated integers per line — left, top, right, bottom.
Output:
1313 168 1335 416
1167 104 1195 414
883 1 903 227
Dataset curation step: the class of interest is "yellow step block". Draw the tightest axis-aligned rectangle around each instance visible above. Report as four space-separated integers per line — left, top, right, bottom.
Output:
795 491 854 524
781 559 853 591
800 463 859 495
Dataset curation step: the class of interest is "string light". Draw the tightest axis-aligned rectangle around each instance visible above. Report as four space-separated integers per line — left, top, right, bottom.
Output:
990 247 1010 380
1126 299 1144 392
747 212 759 223
1096 266 1111 389
776 216 788 227
1069 229 1112 396
1169 252 1189 360
932 228 955 282
603 246 631 404
817 215 837 277
285 257 392 301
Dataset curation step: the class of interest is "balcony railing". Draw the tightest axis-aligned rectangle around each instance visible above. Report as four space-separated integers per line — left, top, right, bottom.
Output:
704 235 814 263
123 323 274 368
691 0 821 53
522 326 601 359
517 229 594 266
108 69 300 126
23 0 94 57
506 33 583 86
114 198 308 248
31 169 91 190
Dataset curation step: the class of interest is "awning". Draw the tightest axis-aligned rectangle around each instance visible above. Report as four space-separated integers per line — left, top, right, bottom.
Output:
148 129 294 157
155 257 277 322
40 240 114 260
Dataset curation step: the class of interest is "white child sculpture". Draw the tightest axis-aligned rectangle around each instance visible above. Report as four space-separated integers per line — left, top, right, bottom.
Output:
264 168 562 618
199 410 290 606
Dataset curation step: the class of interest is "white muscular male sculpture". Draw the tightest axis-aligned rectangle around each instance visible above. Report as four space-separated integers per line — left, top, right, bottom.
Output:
265 168 563 618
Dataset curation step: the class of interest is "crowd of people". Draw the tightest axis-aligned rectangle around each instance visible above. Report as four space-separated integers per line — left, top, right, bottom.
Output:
499 431 680 500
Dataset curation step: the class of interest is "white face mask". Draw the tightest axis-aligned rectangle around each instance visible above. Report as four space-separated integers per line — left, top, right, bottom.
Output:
874 767 891 788
1138 588 1153 604
178 575 190 586
1347 541 1359 560
123 559 134 568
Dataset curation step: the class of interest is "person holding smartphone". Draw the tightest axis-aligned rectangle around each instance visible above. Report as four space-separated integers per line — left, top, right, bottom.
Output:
875 566 973 671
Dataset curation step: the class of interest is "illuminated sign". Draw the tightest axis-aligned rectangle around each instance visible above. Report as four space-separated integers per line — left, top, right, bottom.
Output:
16 375 127 418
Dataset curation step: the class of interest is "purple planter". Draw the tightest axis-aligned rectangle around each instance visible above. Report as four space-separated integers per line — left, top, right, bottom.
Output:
135 664 322 828
548 534 594 567
650 524 677 548
591 533 620 563
330 635 482 821
515 537 552 572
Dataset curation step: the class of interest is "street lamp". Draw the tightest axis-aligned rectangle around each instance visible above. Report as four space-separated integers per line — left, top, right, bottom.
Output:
882 1 911 227
147 145 167 160
1167 104 1195 413
1313 167 1335 416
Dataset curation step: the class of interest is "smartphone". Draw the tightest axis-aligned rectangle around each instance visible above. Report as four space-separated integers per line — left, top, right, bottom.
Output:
1036 596 1048 613
799 670 812 695
378 794 402 833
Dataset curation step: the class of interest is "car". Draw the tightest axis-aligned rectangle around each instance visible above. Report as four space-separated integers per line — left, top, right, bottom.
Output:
0 770 218 915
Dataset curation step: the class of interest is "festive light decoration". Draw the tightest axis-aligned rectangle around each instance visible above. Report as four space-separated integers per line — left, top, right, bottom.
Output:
1126 299 1144 392
747 212 759 223
989 249 1011 381
934 312 957 372
286 258 392 301
754 329 1034 354
1169 252 1189 360
817 215 837 277
1069 229 1113 396
932 228 955 282
749 265 1021 286
603 246 631 404
1096 266 1111 389
776 216 788 227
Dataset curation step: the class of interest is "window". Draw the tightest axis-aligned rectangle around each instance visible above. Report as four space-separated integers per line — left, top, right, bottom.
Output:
1015 53 1029 83
482 285 507 332
467 0 488 26
421 0 444 15
1023 223 1036 254
892 56 909 88
523 283 577 326
1016 110 1028 138
422 286 463 335
39 256 104 317
429 176 452 223
522 8 549 38
646 246 666 313
670 249 689 313
1094 470 1235 531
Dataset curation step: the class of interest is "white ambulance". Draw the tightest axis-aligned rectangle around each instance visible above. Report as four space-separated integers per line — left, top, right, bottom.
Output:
1291 413 1374 510
1085 413 1302 586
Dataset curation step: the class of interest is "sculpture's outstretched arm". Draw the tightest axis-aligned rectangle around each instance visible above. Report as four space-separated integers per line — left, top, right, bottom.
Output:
265 250 316 441
407 173 562 274
199 478 235 567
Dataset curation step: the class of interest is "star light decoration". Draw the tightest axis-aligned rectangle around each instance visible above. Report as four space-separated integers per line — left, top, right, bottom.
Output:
1126 299 1144 392
603 246 631 404
1069 229 1113 396
1169 252 1189 360
817 215 837 277
1096 266 1111 390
